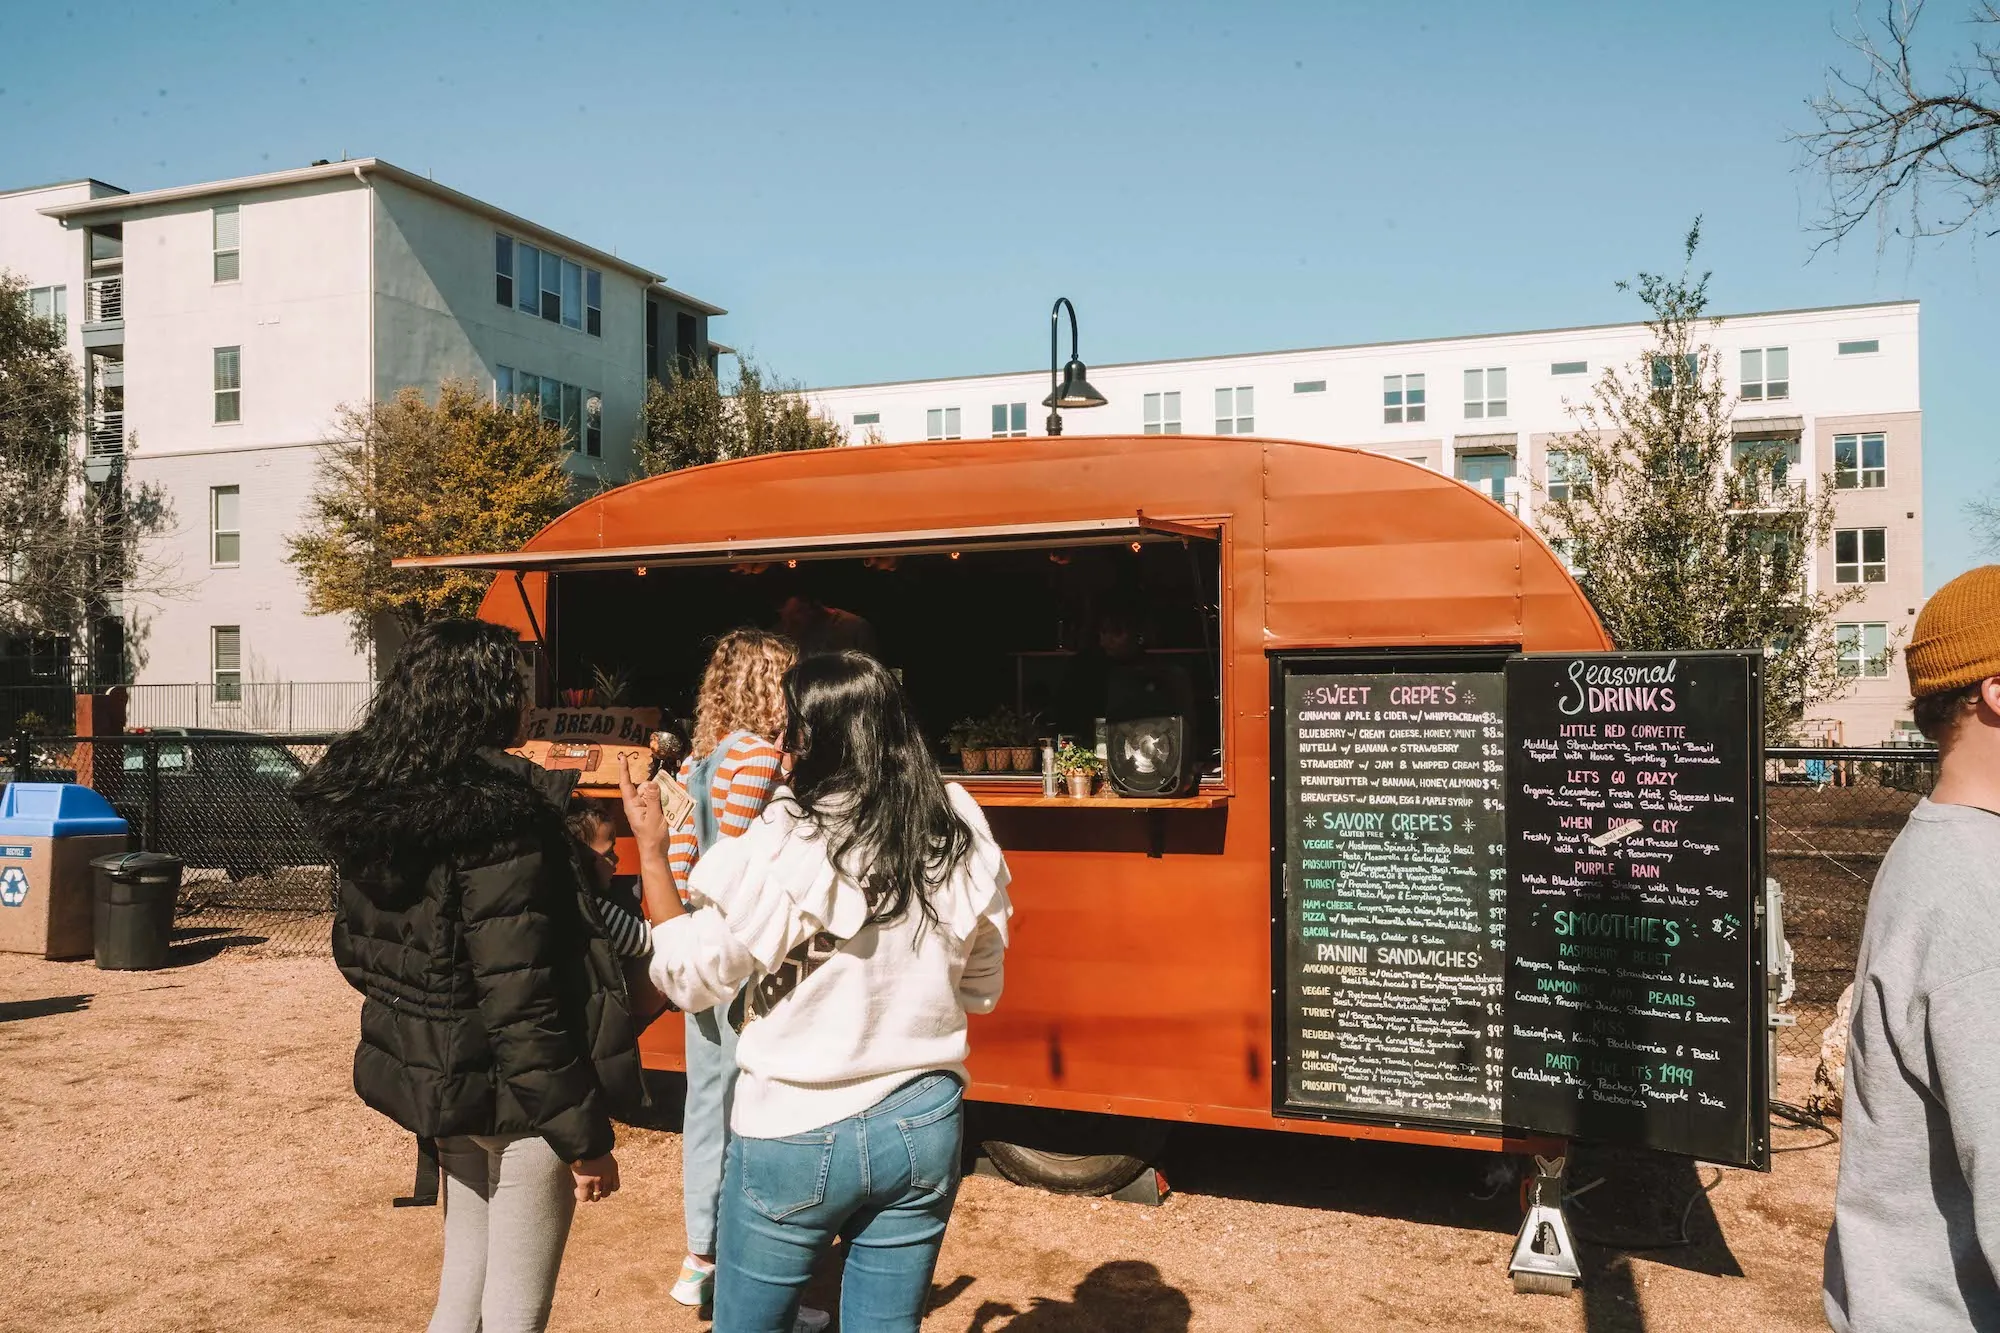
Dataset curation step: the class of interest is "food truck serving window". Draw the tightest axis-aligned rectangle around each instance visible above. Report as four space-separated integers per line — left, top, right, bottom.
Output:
406 517 1229 797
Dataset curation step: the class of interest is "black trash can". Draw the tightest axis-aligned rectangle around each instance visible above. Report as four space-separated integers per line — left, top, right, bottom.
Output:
91 852 183 971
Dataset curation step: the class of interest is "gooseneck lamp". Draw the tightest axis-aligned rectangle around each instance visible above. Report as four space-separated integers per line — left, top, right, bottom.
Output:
1043 297 1107 436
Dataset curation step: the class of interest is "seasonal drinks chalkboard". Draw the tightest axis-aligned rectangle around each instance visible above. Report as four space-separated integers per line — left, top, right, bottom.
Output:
1274 655 1511 1128
1500 652 1766 1168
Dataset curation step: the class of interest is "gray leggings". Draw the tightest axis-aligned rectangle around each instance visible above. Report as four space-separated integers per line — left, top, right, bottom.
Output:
429 1133 575 1333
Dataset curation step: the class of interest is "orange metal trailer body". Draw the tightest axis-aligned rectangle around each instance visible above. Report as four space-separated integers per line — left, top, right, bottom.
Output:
475 434 1610 1154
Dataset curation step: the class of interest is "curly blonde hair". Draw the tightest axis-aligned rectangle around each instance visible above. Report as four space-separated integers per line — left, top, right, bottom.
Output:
691 629 797 759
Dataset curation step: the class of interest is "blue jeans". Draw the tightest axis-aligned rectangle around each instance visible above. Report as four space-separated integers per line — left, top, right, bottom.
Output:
714 1072 964 1333
684 1003 741 1256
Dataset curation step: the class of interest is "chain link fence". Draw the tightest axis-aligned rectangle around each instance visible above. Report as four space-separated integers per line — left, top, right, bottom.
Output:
1766 745 1938 1065
3 731 337 955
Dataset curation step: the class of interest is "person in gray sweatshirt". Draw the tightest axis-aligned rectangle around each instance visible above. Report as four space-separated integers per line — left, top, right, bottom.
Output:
1825 564 2000 1332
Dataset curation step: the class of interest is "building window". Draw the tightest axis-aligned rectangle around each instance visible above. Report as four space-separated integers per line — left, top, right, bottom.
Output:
1740 347 1789 401
584 390 602 457
1834 432 1886 489
213 205 240 282
516 241 541 315
213 346 241 423
926 407 961 440
1293 380 1326 394
561 383 583 449
1545 449 1583 502
1837 339 1879 356
1463 367 1507 419
540 250 561 323
561 260 583 331
1383 373 1426 423
210 485 240 565
1650 352 1697 389
1458 451 1515 501
852 412 879 426
1214 386 1253 434
212 626 242 703
585 270 602 337
495 235 513 307
989 402 1028 438
26 285 67 329
1551 360 1588 376
1143 391 1181 434
1836 622 1891 678
1834 527 1887 584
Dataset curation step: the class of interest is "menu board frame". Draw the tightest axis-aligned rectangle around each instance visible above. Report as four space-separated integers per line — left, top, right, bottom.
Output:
1268 648 1517 1136
1502 650 1769 1170
1268 648 1770 1168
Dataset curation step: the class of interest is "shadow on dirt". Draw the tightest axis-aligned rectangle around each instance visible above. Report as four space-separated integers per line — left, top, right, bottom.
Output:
169 926 269 965
0 992 93 1023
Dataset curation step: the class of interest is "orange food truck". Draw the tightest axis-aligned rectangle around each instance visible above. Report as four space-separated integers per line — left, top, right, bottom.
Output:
409 431 1771 1292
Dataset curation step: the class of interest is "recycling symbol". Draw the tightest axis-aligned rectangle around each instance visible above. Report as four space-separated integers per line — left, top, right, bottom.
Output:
0 866 27 908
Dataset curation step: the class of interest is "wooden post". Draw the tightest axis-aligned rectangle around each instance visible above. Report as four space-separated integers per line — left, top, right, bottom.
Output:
72 688 128 790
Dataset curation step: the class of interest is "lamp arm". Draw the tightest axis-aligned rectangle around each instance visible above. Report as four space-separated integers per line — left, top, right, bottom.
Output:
1048 297 1077 437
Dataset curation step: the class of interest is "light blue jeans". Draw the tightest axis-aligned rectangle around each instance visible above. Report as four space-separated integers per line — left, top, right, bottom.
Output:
714 1071 964 1333
684 1002 740 1256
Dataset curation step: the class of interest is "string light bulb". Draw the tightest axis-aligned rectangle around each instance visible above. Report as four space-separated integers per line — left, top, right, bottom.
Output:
635 566 648 577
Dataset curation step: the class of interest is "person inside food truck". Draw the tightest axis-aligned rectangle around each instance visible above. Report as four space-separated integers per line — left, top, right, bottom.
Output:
774 584 879 658
1057 600 1196 734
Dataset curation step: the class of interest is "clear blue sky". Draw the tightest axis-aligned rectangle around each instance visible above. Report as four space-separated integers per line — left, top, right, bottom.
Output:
6 0 1993 588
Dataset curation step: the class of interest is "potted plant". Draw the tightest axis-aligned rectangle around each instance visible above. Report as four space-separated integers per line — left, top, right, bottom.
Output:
1053 741 1104 798
944 719 986 773
995 707 1040 772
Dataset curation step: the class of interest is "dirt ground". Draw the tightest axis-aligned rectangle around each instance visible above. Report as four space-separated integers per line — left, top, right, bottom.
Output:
0 926 1843 1333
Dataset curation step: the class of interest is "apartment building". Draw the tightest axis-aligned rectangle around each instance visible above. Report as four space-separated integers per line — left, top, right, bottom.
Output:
0 161 724 697
807 302 1923 742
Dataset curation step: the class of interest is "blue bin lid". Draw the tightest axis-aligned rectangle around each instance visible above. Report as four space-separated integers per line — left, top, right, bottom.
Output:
0 783 129 837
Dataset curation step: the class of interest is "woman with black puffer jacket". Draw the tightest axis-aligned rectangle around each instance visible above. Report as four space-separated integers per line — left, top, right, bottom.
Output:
294 619 642 1333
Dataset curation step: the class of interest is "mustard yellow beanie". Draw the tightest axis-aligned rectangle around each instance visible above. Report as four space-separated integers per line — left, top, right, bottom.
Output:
1906 565 2000 698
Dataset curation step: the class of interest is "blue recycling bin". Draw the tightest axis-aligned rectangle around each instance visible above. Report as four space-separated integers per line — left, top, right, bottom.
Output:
0 784 130 959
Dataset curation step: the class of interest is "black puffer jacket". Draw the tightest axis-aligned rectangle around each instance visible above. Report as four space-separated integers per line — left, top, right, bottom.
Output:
306 749 641 1163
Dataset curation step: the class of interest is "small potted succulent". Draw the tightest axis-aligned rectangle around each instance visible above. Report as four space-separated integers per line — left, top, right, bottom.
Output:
1054 741 1104 798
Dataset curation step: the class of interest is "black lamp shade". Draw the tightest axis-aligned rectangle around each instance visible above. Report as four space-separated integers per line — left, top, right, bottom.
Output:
1042 357 1108 410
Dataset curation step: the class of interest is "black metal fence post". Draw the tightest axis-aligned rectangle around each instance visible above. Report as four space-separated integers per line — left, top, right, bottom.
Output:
142 734 160 853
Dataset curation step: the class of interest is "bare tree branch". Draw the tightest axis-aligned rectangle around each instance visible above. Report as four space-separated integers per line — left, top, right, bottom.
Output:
1799 0 2000 251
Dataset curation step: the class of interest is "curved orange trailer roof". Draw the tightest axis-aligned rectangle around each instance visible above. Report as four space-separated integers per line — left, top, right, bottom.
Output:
477 434 1611 1153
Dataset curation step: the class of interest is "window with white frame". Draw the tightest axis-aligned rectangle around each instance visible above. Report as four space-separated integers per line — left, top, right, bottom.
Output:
991 402 1028 438
211 486 240 565
213 205 241 282
213 346 241 423
1837 339 1879 356
1650 352 1697 389
1463 367 1507 418
495 233 601 337
25 285 67 329
1551 360 1587 376
1834 432 1886 489
851 412 879 426
926 407 961 440
584 389 602 457
213 626 242 703
1293 380 1326 394
1383 373 1425 423
1835 527 1887 584
1836 622 1891 678
1457 451 1515 501
1143 391 1181 434
1740 346 1789 401
1214 386 1253 433
1545 449 1584 501
498 365 588 450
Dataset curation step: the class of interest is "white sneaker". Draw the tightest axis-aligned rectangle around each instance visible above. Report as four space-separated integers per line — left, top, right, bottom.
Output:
793 1308 831 1333
670 1256 713 1307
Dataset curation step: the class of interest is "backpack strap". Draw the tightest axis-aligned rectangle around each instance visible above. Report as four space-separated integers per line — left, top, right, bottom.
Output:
392 1135 440 1207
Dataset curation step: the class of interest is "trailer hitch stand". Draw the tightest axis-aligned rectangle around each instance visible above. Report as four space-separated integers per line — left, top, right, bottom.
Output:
1509 1154 1582 1296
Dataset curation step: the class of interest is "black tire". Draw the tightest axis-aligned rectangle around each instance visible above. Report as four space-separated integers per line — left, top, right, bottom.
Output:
980 1141 1154 1196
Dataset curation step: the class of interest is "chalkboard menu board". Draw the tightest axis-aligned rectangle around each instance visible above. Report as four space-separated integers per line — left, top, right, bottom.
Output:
1501 652 1766 1168
1274 655 1511 1129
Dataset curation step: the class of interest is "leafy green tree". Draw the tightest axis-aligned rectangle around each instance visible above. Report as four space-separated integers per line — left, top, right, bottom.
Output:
1539 224 1861 740
287 379 576 639
637 361 844 476
0 269 170 667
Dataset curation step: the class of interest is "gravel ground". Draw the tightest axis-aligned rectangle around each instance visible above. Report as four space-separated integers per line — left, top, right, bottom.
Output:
0 936 1841 1332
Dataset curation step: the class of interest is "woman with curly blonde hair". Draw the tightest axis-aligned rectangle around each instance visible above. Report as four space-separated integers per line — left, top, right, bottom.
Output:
658 628 804 1316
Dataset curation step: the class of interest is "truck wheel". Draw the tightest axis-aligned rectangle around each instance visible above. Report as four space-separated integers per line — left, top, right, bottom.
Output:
980 1120 1171 1197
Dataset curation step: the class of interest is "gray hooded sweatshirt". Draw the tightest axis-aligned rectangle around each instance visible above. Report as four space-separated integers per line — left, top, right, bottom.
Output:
1825 800 2000 1332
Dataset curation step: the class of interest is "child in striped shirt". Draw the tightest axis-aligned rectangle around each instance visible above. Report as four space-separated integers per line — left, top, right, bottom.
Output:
568 803 651 959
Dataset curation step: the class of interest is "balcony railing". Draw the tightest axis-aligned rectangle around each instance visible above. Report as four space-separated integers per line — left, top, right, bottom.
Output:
1728 475 1806 511
86 276 123 325
88 411 124 458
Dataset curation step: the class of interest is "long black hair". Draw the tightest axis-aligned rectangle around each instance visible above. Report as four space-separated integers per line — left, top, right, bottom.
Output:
780 652 974 930
295 619 529 813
